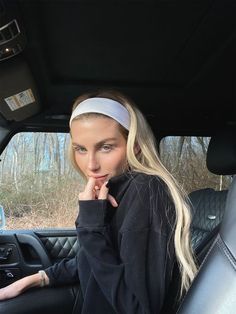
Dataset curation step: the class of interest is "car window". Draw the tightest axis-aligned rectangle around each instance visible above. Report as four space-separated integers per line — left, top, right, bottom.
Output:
159 136 232 194
0 132 83 230
1 134 232 230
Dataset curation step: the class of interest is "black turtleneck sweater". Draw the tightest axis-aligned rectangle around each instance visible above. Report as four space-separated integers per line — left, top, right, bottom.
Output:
45 171 177 314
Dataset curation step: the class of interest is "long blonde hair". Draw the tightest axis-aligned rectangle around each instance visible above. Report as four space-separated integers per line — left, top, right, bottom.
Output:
69 89 197 294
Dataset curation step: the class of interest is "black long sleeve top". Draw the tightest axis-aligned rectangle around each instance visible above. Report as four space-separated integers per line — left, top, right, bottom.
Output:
45 171 177 314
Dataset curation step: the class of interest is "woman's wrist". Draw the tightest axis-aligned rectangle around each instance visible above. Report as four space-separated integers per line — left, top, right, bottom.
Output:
20 271 49 292
38 270 49 287
0 272 50 301
11 274 40 295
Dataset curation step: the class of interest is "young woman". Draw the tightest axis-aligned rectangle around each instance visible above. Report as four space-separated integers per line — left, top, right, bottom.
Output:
0 90 197 313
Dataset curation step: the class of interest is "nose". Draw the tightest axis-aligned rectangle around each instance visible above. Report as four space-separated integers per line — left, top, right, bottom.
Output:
87 152 100 172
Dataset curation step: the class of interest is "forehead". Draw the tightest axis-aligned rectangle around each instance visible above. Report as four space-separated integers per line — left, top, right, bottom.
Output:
73 112 109 120
70 115 124 141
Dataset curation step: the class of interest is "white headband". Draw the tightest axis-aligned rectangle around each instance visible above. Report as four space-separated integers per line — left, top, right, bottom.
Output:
69 97 130 130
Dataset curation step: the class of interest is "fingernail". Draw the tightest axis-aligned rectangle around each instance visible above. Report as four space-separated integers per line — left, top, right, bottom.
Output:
113 200 118 207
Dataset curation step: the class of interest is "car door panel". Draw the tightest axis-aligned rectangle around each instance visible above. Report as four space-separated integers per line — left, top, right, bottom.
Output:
0 229 80 314
0 285 79 314
36 229 78 263
0 232 52 287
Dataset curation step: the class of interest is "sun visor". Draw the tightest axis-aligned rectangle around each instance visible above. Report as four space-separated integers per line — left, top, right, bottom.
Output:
0 57 41 122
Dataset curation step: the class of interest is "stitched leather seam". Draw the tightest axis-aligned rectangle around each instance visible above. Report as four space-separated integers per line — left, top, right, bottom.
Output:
217 236 236 271
41 236 78 258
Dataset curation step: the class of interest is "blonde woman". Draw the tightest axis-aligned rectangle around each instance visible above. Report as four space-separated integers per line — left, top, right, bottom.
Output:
0 90 197 313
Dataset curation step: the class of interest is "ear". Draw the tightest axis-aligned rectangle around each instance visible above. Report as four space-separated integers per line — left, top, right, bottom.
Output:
134 143 141 155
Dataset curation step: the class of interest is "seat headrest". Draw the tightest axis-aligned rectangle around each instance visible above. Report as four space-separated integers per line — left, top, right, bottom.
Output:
206 130 236 175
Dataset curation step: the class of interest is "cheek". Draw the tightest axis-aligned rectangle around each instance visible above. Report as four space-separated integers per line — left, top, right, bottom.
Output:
107 151 127 170
74 154 85 169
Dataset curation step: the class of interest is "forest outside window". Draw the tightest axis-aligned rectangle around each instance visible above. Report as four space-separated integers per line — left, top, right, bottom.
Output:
1 134 232 230
0 132 83 230
159 136 232 194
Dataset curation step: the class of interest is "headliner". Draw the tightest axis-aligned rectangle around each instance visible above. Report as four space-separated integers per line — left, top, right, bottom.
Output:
0 0 235 136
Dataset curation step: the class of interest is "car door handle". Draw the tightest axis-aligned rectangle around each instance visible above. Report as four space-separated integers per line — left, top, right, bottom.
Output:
16 233 51 269
0 247 13 261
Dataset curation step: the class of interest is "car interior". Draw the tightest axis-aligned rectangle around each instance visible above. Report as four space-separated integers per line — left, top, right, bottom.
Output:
178 131 236 314
0 0 235 313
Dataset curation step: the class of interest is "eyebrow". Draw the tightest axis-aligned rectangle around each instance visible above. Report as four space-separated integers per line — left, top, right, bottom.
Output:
72 137 118 147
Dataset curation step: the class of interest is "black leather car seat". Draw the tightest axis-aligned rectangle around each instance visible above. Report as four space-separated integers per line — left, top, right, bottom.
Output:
189 188 227 252
178 130 236 314
162 133 231 314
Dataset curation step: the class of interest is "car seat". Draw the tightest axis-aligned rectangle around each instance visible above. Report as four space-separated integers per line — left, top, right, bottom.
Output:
177 130 236 313
189 188 227 253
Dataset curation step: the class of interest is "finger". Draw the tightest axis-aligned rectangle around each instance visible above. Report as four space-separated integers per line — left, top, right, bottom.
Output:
108 194 118 207
85 177 96 192
79 177 96 200
98 182 109 200
98 185 118 207
94 188 100 199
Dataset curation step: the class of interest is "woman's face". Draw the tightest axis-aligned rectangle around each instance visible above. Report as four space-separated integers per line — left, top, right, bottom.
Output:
71 115 128 185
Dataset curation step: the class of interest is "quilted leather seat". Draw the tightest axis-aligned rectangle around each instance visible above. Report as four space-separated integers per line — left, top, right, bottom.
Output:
178 130 236 314
188 131 234 254
189 188 228 252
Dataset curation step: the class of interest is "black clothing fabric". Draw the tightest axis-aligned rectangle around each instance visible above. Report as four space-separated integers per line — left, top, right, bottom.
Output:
45 171 177 314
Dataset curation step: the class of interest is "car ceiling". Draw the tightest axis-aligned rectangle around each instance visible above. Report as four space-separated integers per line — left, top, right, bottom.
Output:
0 0 235 136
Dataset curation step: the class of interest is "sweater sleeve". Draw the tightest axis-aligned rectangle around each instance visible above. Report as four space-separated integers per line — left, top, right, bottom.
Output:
76 198 173 314
44 255 79 287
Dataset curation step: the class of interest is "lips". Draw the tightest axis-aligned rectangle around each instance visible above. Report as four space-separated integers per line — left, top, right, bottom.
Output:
88 174 108 180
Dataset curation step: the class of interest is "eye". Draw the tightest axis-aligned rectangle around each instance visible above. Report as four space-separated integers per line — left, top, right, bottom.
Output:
100 144 113 152
73 145 87 154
